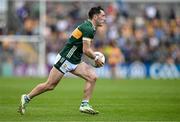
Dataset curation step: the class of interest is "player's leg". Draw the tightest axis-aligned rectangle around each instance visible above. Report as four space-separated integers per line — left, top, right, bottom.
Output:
18 67 64 115
71 62 99 114
28 67 64 99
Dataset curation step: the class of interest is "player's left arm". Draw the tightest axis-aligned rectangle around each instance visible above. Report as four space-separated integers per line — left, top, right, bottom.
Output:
82 38 96 59
82 38 104 67
81 26 104 66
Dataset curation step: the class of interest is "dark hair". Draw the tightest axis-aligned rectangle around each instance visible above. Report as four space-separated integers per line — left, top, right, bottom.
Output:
88 6 104 19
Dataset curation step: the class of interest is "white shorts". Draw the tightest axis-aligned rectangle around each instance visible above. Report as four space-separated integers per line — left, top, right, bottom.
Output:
53 54 78 74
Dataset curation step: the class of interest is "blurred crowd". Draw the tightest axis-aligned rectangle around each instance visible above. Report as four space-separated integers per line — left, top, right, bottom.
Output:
0 1 180 76
44 2 180 65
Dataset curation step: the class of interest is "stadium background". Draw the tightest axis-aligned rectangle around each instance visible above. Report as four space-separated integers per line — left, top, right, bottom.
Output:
0 0 180 121
0 0 179 79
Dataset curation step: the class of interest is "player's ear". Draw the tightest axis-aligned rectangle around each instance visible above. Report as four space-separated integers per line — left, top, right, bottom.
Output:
93 15 98 19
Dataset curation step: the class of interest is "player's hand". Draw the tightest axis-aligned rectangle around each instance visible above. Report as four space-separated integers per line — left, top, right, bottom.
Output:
95 55 104 67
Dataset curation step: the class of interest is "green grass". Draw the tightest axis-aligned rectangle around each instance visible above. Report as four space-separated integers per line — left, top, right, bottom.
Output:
0 77 180 121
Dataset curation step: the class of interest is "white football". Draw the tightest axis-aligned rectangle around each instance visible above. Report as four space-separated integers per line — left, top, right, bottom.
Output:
86 52 105 68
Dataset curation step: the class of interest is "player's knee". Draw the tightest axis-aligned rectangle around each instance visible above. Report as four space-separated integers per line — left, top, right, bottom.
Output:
47 85 55 90
89 74 97 83
45 82 56 91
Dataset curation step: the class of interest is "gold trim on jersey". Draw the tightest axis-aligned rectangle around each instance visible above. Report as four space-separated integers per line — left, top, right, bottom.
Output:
72 28 82 39
82 37 92 42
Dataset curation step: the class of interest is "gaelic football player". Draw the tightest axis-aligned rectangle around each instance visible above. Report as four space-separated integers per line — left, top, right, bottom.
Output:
18 6 106 115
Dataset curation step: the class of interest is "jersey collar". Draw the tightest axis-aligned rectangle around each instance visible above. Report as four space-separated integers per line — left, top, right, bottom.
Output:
87 19 96 31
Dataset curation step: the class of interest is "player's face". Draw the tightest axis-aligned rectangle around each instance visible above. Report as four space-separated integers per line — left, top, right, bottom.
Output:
95 10 106 26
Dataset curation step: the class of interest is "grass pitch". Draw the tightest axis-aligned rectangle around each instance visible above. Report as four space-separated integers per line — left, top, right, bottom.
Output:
0 77 180 121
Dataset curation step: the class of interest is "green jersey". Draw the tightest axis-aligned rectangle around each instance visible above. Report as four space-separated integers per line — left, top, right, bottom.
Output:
59 20 96 64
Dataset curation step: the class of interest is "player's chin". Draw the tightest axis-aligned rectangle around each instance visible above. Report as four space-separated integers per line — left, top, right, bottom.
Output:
97 23 104 27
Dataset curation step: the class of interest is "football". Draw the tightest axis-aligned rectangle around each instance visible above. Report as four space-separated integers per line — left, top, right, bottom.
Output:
87 51 105 68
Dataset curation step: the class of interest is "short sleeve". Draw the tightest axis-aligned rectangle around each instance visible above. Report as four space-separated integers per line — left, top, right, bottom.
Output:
79 26 94 41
